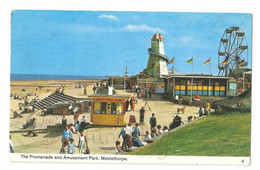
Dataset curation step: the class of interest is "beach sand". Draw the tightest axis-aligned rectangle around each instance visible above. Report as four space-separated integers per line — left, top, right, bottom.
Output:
10 80 201 154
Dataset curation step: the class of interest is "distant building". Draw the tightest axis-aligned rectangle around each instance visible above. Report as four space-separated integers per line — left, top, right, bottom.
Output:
164 74 230 98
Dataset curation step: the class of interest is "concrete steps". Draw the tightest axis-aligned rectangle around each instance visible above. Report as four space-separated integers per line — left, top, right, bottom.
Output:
35 93 77 110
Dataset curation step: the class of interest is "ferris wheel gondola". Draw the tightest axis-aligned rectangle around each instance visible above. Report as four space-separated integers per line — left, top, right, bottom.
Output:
218 27 248 76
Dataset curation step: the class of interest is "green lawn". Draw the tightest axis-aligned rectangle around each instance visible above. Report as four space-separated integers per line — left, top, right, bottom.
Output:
131 112 251 156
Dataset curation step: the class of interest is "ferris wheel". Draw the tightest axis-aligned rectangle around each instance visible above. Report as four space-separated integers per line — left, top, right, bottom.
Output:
218 27 248 76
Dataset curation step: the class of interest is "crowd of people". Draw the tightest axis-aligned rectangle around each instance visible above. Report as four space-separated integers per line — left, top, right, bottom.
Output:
115 111 176 154
59 120 89 154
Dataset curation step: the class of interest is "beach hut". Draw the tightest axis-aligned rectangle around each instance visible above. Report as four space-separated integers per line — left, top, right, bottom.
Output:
88 94 131 126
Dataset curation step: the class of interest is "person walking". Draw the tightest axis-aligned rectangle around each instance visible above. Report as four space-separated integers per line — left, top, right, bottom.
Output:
125 99 129 111
78 130 88 154
149 113 157 132
84 86 87 95
93 86 96 94
118 124 126 147
68 139 76 154
148 89 152 98
131 99 135 111
139 106 145 125
73 111 79 124
61 125 74 145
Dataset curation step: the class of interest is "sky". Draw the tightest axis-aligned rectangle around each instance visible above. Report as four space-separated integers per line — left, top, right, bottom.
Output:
11 10 252 76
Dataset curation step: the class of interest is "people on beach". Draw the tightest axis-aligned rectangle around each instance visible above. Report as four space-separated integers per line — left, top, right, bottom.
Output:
14 93 18 99
62 116 67 125
68 104 74 114
139 106 145 125
69 124 76 134
61 125 74 145
23 130 37 137
12 110 23 118
149 113 157 132
78 130 88 154
22 118 37 129
73 111 79 124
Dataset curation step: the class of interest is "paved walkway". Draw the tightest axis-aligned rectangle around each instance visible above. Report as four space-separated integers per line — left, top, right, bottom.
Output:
12 89 201 154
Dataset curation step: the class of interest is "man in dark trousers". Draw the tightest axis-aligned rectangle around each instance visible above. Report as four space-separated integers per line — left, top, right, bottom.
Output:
125 99 130 111
139 106 145 125
149 113 157 132
148 89 152 98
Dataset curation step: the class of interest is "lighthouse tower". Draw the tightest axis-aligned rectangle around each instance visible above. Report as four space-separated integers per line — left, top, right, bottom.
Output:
144 33 169 77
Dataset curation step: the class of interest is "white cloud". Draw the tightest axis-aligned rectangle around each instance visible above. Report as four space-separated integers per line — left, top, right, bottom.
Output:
98 14 119 21
119 24 166 34
179 36 193 43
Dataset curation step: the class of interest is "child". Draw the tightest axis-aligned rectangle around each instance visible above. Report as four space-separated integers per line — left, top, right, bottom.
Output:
75 121 80 133
114 141 121 154
60 141 69 154
68 139 76 154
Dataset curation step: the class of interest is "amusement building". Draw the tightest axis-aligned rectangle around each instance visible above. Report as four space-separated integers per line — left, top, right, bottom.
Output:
108 27 251 99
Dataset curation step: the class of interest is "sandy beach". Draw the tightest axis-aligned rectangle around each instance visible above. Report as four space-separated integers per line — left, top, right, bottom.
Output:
10 79 201 154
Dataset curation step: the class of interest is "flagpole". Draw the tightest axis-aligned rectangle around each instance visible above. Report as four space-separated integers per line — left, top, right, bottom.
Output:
209 57 211 75
124 65 125 94
191 57 193 98
173 56 175 75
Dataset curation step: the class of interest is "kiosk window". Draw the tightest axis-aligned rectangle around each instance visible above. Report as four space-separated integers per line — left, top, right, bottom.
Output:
101 102 107 114
111 103 117 114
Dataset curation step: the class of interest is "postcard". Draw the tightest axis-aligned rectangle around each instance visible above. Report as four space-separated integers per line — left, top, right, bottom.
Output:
7 8 252 166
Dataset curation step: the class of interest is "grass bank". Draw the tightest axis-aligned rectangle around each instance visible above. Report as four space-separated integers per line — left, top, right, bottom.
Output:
130 112 251 156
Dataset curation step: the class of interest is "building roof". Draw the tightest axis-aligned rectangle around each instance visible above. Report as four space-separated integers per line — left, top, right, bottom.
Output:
152 33 163 40
164 74 231 80
88 94 131 98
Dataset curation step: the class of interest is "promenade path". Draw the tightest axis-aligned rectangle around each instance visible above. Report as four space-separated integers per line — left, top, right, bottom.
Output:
12 88 200 154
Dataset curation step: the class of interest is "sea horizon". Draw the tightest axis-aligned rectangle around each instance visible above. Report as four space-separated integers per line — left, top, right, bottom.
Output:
10 73 108 81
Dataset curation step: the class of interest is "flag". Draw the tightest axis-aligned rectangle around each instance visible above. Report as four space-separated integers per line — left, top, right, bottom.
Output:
185 57 193 64
202 58 211 65
238 60 247 66
166 57 175 66
220 58 228 65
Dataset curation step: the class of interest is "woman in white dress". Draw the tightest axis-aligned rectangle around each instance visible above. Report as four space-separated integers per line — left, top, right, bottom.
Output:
78 130 88 154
